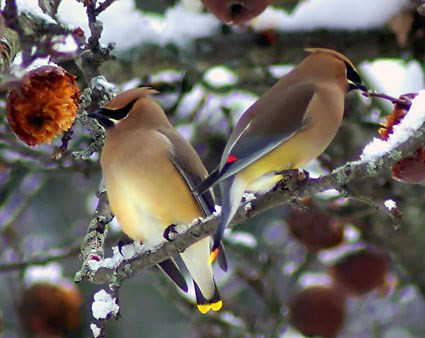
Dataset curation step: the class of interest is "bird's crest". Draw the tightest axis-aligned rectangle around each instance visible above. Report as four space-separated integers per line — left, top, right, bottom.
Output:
305 48 357 72
105 87 158 110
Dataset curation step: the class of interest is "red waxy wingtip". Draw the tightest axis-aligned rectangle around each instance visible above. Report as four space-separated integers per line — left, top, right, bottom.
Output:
226 154 238 164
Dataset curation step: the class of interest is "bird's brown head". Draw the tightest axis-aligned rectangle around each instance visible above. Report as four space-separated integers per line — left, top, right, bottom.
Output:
305 48 368 92
88 87 158 129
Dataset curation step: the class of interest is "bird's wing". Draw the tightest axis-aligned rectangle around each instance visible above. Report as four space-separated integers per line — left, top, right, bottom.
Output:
158 128 216 215
158 128 228 271
195 83 316 194
158 259 188 292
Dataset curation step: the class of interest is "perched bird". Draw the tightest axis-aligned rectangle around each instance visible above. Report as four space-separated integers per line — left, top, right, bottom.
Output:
89 88 225 313
195 48 367 262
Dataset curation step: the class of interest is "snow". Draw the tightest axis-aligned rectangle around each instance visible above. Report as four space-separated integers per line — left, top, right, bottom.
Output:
298 272 333 288
360 90 425 162
98 242 144 269
268 64 294 79
225 231 257 248
384 199 397 210
361 60 424 98
151 70 181 84
344 224 361 242
251 0 409 31
204 66 238 88
175 85 205 119
9 0 413 57
15 0 56 24
92 289 119 320
90 324 101 338
198 90 259 127
57 1 220 50
176 124 195 141
360 60 425 112
23 262 73 289
318 242 366 265
92 76 117 93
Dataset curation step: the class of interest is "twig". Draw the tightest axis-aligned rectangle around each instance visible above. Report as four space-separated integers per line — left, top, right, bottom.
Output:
0 246 80 273
361 91 414 107
52 127 74 160
75 186 114 283
95 0 118 15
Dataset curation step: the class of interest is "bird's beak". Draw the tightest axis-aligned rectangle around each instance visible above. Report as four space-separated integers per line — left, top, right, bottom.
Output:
88 109 107 120
87 109 114 129
348 80 368 92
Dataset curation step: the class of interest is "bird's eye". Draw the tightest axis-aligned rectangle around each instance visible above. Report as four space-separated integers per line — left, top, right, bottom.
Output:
101 101 135 121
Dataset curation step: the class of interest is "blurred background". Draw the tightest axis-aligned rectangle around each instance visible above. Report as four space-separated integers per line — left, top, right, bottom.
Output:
1 0 425 337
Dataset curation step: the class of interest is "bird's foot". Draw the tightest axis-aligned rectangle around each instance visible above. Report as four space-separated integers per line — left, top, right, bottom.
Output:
274 169 309 191
164 224 178 241
118 238 135 256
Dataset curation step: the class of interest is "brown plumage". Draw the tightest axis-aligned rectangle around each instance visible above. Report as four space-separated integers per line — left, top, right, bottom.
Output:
90 88 222 313
195 48 367 261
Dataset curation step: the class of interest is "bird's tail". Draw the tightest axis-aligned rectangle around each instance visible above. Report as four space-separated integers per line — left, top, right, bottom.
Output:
180 237 222 313
194 281 222 314
209 176 246 264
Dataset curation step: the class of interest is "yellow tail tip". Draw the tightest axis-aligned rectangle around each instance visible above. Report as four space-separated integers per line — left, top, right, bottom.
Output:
197 304 211 314
211 300 222 312
196 300 223 314
208 248 219 265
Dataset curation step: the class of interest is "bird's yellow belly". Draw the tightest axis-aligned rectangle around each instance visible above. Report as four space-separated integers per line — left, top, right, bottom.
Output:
238 127 336 192
104 164 203 245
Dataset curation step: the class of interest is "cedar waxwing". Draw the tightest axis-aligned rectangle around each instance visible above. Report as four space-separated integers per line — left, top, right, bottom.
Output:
89 87 226 313
195 48 367 262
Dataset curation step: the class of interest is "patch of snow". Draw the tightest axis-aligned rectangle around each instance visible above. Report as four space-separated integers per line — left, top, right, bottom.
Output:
344 224 361 242
16 0 56 24
384 199 397 210
151 69 182 83
175 85 205 120
92 289 119 320
58 0 219 50
23 263 70 287
318 242 366 265
298 272 333 288
92 76 117 93
90 324 101 337
225 231 257 248
360 59 424 111
204 66 238 88
251 0 409 31
176 124 195 141
315 189 341 200
121 78 142 91
268 64 294 79
303 159 330 179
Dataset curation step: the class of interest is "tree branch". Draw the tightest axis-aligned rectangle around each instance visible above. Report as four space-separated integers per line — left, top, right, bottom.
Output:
0 246 80 273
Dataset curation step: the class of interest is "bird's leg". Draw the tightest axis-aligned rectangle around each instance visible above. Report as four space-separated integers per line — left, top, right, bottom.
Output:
164 224 179 241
